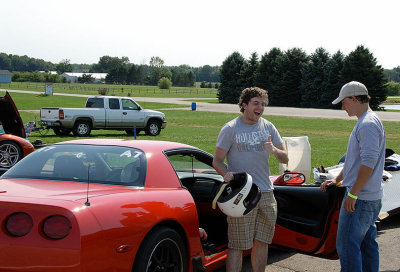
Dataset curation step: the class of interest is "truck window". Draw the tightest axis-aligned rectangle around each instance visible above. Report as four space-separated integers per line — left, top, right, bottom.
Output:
122 99 140 110
86 98 104 108
109 98 120 110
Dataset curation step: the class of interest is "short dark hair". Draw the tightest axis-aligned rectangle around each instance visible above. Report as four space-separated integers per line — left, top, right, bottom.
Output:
354 95 370 104
238 87 269 113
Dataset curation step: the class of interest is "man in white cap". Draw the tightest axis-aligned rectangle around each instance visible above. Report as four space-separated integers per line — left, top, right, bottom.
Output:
321 81 385 271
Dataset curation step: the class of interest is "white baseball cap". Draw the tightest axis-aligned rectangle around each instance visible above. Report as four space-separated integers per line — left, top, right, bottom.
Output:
332 81 368 104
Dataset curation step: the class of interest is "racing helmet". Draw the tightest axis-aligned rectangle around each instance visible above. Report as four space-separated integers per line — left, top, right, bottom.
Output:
214 172 261 217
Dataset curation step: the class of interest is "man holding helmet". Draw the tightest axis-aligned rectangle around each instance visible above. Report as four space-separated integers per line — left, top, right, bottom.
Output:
213 87 288 272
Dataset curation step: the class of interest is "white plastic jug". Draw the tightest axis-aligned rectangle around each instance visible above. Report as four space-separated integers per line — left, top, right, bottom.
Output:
279 136 311 182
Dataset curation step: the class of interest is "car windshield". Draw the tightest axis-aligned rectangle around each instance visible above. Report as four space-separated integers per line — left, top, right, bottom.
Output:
2 144 146 187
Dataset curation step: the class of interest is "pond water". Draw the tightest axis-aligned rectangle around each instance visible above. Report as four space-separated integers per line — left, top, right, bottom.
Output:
382 104 400 110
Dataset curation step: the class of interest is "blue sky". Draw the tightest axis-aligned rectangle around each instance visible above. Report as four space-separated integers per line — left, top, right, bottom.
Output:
1 0 399 69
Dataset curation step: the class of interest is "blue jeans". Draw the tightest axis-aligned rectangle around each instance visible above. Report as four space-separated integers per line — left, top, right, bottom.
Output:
336 198 382 272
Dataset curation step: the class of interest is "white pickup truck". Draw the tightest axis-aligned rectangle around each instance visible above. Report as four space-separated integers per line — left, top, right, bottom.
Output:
40 96 166 137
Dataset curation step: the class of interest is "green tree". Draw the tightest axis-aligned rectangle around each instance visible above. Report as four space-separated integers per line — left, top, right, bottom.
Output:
320 51 345 108
91 56 129 73
195 65 220 82
240 52 259 87
0 53 11 70
300 48 330 108
149 56 165 85
340 45 387 110
254 48 283 105
11 55 29 71
56 59 72 74
384 66 400 82
385 81 400 96
217 51 246 103
273 48 308 107
171 65 194 87
158 77 172 89
78 74 94 83
135 64 149 85
106 65 128 84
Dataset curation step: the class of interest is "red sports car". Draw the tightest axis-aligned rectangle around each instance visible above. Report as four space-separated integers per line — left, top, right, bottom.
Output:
0 92 35 169
0 139 344 272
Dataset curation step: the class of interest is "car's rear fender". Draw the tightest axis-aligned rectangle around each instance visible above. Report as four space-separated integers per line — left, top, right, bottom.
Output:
84 188 203 271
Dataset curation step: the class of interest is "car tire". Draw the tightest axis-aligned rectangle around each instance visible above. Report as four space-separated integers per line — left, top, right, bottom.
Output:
53 127 72 136
145 120 161 136
133 227 187 272
0 141 23 168
73 121 91 137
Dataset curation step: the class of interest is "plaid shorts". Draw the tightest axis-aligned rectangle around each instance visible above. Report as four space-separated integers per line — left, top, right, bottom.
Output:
227 191 277 250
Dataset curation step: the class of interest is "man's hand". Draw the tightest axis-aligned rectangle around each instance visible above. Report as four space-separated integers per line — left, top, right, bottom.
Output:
223 172 234 183
320 178 338 192
343 196 356 212
199 228 208 241
264 135 275 153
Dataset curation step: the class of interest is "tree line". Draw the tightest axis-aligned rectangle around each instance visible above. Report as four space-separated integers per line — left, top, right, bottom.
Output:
218 45 390 110
0 53 220 86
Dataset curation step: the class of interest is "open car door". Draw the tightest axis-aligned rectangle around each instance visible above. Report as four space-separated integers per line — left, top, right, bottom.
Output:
272 180 345 259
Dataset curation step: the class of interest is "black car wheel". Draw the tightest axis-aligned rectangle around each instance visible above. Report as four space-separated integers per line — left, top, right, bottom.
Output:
0 141 23 168
145 120 161 136
133 227 187 272
53 127 72 136
73 121 91 137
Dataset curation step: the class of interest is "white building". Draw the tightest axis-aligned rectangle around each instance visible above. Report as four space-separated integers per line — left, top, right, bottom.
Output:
60 72 107 83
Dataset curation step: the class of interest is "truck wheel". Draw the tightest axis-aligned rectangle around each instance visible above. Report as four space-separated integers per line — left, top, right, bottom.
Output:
53 128 72 136
145 120 161 136
73 121 91 137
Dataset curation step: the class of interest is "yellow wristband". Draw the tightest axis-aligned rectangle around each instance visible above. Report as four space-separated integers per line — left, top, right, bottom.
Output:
347 192 358 200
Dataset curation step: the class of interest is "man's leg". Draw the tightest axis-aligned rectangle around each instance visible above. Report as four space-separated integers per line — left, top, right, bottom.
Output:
360 199 381 272
251 239 268 272
337 199 377 272
226 248 243 272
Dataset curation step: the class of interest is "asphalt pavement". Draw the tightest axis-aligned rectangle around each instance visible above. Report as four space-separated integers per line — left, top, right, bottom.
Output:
216 213 400 272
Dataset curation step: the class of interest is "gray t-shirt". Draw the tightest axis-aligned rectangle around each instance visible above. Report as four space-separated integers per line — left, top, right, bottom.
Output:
342 110 385 200
216 116 283 192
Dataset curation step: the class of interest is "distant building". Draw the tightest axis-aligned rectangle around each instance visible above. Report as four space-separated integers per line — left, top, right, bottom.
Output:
39 71 58 75
0 70 12 83
60 72 107 83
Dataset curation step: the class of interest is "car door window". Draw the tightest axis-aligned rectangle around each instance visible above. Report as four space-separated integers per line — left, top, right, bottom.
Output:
109 98 120 110
167 152 222 202
86 98 104 108
122 99 140 110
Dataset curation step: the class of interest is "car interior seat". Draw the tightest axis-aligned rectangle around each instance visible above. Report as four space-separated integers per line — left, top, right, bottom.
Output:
120 160 141 185
54 155 87 180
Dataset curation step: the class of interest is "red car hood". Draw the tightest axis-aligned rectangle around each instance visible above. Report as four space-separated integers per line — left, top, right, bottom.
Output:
0 178 134 202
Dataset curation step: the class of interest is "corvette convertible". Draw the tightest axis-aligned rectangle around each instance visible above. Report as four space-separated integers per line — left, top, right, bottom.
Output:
0 139 344 272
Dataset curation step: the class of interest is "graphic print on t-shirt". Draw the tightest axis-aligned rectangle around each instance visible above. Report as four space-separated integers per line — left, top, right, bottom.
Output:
235 130 269 152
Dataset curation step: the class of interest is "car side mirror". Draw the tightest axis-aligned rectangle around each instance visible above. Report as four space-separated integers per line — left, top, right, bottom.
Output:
273 172 306 186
